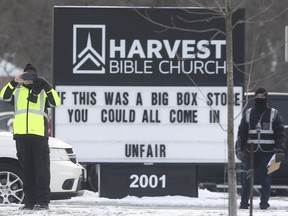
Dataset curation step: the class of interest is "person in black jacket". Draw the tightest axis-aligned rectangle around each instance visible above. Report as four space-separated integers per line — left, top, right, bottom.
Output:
236 87 286 210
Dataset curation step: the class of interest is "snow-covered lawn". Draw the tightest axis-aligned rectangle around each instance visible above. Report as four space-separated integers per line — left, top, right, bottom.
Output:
1 189 288 215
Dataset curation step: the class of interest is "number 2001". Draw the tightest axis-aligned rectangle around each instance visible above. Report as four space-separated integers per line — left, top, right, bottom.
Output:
129 174 166 188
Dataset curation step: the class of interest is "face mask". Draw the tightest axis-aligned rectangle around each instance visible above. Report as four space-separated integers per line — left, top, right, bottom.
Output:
255 98 267 108
23 83 34 90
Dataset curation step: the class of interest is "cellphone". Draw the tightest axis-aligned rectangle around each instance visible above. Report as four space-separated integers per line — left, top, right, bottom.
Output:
23 73 37 81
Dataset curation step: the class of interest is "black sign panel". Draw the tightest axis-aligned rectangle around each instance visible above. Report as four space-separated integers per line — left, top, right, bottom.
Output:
99 163 198 198
53 7 245 86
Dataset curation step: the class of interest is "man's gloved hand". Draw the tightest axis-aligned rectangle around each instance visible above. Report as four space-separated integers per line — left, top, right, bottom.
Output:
236 149 246 162
275 148 285 162
235 139 246 162
14 72 26 83
35 77 52 92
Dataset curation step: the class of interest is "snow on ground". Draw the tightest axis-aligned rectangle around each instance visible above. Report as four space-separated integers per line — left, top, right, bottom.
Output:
1 189 288 216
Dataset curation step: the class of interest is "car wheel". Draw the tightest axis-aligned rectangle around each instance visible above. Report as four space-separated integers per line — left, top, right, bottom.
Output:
0 163 24 204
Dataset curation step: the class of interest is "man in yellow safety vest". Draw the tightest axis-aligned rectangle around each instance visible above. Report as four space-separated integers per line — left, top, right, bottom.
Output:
0 63 60 210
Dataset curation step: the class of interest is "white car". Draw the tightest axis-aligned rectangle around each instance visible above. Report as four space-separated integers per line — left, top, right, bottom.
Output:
0 131 86 204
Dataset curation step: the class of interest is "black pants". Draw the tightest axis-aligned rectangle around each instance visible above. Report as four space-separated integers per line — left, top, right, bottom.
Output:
240 150 273 206
16 136 50 206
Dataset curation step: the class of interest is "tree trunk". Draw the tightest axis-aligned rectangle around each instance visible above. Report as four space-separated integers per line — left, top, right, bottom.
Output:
225 0 238 215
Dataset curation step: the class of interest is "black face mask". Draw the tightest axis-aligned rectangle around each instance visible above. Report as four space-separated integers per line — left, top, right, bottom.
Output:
23 83 34 90
255 98 267 108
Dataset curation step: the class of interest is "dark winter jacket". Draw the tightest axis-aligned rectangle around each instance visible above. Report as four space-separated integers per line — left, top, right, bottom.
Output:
237 106 286 153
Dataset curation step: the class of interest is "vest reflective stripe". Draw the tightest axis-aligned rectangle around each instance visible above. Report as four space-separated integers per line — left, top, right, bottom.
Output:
247 140 275 144
39 90 45 111
246 108 277 145
46 89 61 107
7 82 14 89
245 108 251 124
15 109 48 118
14 88 47 118
249 130 273 134
0 82 14 101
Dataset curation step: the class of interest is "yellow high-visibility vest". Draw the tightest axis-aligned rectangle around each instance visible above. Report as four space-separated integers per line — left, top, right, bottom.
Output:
12 86 57 136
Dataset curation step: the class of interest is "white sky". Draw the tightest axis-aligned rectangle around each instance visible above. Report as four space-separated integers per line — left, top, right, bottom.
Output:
1 189 288 216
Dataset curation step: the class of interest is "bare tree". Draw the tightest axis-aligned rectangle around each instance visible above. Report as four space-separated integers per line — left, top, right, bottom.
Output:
224 1 237 215
132 2 242 215
0 0 287 87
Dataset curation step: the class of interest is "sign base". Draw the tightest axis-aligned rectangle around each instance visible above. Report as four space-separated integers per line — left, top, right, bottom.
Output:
99 163 198 199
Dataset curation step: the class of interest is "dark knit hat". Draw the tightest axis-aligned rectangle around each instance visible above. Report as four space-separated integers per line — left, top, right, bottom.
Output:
255 87 268 98
24 63 37 74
